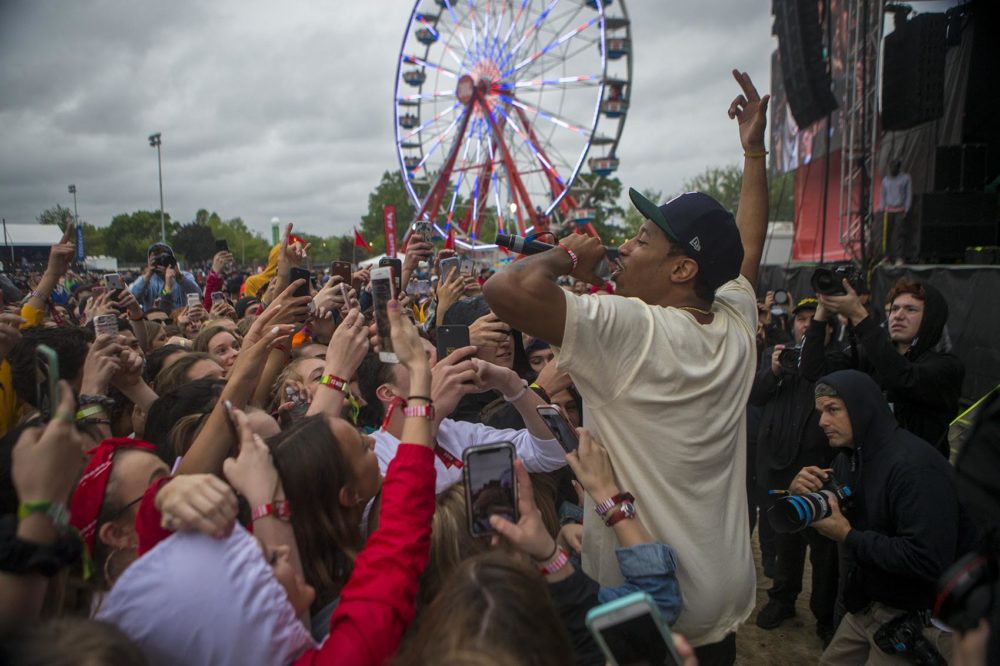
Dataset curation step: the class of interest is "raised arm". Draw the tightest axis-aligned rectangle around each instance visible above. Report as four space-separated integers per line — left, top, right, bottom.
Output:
728 69 770 287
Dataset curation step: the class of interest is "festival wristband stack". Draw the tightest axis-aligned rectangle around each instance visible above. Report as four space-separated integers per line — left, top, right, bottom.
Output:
537 547 570 576
318 374 349 393
251 500 291 523
556 243 578 271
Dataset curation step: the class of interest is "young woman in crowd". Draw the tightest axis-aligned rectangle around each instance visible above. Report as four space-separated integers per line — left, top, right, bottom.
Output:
194 324 241 376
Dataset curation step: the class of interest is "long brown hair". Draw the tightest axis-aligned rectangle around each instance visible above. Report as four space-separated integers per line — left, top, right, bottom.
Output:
420 484 488 607
396 552 574 666
268 414 364 613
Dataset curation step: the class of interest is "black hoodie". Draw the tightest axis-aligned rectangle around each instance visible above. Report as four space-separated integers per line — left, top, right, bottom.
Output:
802 283 964 456
820 370 977 613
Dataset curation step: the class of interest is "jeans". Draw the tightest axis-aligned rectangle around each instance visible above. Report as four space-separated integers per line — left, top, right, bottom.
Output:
597 542 684 626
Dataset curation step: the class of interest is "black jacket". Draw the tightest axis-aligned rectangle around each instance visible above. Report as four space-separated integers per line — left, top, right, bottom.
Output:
748 346 833 489
801 284 964 456
820 370 977 613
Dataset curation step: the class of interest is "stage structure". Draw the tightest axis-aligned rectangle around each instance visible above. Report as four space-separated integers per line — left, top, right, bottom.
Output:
394 0 632 250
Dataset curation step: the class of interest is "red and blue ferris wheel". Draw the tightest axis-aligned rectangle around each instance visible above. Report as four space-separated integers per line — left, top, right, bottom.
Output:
394 0 633 250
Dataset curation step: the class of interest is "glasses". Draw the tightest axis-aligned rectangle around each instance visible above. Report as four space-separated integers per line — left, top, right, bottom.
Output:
104 494 144 524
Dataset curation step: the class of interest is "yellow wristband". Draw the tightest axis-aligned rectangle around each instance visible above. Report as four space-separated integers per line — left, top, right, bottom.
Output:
75 404 105 421
744 149 768 159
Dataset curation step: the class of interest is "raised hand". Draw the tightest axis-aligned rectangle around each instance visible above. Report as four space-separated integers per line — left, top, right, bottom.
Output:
81 334 124 395
728 69 770 151
430 346 480 420
324 308 370 378
154 474 238 539
11 382 83 503
565 428 620 504
0 313 25 361
469 312 510 348
489 459 559 561
435 266 465 324
223 403 280 506
387 299 427 370
45 224 76 278
211 250 235 275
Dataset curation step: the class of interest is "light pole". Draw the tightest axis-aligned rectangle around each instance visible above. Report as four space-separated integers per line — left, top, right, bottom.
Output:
148 132 165 243
68 184 78 228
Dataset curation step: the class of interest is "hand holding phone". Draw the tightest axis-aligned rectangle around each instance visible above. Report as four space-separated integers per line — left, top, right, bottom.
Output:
586 592 684 666
536 404 579 453
436 325 470 363
290 267 312 298
330 261 352 285
370 266 398 363
34 344 60 417
439 256 460 280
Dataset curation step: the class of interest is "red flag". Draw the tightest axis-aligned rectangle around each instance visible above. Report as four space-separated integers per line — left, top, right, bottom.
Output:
444 228 455 250
354 228 369 251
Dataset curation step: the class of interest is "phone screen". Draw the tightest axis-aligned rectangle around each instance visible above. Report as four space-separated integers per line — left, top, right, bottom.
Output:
464 444 517 537
536 405 579 453
436 325 470 362
380 258 402 293
371 267 397 363
104 273 124 290
35 344 60 417
598 611 680 666
460 256 474 276
440 257 460 279
211 291 227 304
94 313 119 339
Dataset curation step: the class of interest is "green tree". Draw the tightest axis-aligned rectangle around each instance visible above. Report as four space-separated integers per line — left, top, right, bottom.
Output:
37 205 75 228
620 187 663 240
171 223 217 263
565 174 626 242
360 171 417 255
37 205 109 256
105 211 176 264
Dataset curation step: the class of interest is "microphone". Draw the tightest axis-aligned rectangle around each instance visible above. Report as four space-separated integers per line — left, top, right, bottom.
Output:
495 234 615 281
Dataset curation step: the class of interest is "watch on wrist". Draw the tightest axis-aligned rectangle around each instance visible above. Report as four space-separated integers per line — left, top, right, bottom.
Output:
604 501 637 527
594 492 634 518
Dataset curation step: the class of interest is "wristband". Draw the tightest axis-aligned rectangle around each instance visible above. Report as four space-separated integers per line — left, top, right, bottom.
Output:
402 403 435 420
407 395 433 403
251 500 291 523
594 492 635 517
529 382 551 403
604 501 637 527
79 394 115 408
502 380 529 403
319 374 349 393
161 287 172 295
75 405 106 421
537 547 570 576
533 541 558 564
556 243 578 271
744 149 768 158
18 501 70 534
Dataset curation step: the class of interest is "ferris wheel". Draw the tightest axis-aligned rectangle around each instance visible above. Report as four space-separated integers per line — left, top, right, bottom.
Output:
394 0 633 250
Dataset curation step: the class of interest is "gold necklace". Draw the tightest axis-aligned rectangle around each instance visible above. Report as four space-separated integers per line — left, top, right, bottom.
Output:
677 305 713 316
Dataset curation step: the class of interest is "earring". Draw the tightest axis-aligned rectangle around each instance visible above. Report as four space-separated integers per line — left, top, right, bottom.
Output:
103 548 123 584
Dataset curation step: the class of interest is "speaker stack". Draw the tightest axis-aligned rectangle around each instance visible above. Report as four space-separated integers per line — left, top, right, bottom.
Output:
882 13 947 131
772 0 837 129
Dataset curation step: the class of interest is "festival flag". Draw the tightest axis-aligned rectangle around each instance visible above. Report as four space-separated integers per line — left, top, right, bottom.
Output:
382 205 397 257
444 228 455 250
354 228 370 251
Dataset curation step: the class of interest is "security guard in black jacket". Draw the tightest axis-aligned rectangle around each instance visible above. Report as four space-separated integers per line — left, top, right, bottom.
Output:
749 298 838 643
791 370 977 665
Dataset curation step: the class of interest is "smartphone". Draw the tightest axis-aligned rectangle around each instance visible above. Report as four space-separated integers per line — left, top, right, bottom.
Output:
440 256 460 280
290 267 312 298
370 266 397 363
104 273 124 291
463 442 517 537
330 261 352 285
409 278 431 298
186 292 202 309
586 592 683 666
215 238 229 253
436 325 470 362
379 257 403 293
211 291 227 305
536 404 579 453
35 344 60 417
460 256 475 276
93 313 119 340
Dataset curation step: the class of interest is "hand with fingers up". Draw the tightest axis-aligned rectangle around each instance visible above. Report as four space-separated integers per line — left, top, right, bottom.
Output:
728 68 770 152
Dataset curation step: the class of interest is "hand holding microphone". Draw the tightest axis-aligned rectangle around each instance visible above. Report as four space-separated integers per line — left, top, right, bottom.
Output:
495 233 615 285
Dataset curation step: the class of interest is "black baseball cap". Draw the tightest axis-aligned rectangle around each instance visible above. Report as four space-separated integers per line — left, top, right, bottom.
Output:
628 188 744 291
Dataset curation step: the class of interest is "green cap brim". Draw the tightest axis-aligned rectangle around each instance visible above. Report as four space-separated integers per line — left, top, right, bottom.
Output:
628 187 679 242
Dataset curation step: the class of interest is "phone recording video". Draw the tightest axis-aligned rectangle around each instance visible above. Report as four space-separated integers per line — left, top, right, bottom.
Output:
439 256 460 280
436 325 469 362
587 593 682 666
290 267 312 298
536 404 579 453
370 266 397 363
35 344 60 418
463 443 517 537
330 261 352 285
379 257 403 293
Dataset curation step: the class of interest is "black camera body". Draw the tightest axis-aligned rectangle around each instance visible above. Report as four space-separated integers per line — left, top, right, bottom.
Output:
768 475 853 534
777 347 800 374
811 263 865 296
152 252 177 269
873 612 946 666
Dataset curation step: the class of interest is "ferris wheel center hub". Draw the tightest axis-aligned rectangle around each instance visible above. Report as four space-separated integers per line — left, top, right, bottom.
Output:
456 75 475 104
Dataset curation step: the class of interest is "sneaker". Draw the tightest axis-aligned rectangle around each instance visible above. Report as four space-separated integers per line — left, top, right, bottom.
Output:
755 601 796 629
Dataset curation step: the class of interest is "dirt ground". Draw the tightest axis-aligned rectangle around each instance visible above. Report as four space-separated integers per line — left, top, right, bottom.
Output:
734 531 826 665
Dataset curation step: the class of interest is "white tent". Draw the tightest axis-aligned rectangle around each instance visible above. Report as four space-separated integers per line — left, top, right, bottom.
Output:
2 224 64 246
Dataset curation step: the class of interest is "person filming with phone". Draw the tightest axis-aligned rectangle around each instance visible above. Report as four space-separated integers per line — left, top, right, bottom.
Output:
484 69 770 663
788 370 977 665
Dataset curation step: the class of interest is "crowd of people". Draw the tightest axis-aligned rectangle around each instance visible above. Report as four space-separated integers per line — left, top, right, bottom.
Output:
0 69 995 666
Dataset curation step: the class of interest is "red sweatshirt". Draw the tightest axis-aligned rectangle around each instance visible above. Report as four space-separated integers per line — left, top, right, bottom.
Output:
203 270 224 310
296 443 436 665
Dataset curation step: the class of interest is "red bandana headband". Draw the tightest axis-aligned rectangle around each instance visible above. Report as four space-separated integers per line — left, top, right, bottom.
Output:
70 437 156 554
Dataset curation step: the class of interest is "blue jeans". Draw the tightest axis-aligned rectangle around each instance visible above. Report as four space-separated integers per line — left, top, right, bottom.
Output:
595 542 683 625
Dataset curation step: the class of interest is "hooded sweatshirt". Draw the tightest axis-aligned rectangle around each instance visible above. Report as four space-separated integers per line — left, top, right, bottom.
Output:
819 370 977 613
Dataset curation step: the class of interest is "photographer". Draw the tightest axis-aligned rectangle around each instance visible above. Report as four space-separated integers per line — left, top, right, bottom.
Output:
801 277 964 457
749 298 838 644
791 370 977 664
128 242 202 312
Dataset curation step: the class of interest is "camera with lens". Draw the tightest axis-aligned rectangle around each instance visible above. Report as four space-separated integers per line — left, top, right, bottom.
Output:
811 263 865 296
768 475 853 534
777 347 801 375
873 612 946 666
152 252 177 269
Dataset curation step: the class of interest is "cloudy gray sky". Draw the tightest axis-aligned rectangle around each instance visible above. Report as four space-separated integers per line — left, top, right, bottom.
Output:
0 0 775 238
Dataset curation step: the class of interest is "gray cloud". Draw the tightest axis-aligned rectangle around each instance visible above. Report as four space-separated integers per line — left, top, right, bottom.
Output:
0 0 775 237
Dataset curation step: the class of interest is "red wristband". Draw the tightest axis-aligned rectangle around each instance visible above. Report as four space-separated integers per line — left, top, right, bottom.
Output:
319 374 349 393
251 500 291 523
557 243 578 271
538 547 570 576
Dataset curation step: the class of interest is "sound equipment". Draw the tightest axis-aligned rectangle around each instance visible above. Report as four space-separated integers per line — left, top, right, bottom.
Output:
772 0 837 129
920 192 999 261
935 144 990 192
883 13 947 131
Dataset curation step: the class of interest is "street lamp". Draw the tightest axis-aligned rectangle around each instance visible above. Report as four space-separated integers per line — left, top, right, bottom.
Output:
148 132 165 243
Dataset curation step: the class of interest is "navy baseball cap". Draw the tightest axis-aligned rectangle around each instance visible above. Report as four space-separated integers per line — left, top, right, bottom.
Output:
628 188 744 291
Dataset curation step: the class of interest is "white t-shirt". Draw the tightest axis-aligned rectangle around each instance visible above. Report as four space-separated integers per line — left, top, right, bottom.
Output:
557 278 758 647
373 418 565 495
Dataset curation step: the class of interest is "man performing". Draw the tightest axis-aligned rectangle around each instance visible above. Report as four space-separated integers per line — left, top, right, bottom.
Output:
484 69 770 665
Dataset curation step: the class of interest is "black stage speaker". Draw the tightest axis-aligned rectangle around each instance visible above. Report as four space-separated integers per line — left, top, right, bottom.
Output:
921 191 999 260
883 13 947 131
935 144 990 191
772 0 837 129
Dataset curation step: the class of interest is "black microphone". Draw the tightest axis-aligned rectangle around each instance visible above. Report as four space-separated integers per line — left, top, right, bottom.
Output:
495 234 614 280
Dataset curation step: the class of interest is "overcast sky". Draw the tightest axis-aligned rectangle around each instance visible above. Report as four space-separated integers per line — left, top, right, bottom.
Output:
0 0 775 238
